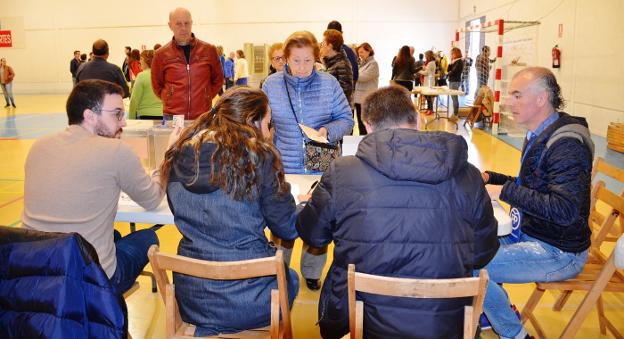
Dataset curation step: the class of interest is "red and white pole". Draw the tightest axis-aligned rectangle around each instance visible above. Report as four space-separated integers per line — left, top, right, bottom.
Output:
493 19 504 134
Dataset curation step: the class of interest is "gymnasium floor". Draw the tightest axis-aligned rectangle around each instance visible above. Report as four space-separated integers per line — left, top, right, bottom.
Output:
1 95 623 338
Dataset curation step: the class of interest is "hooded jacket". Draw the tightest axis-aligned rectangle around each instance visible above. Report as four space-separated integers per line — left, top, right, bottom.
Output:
166 137 298 336
151 34 224 120
486 112 594 252
262 66 354 173
297 129 499 339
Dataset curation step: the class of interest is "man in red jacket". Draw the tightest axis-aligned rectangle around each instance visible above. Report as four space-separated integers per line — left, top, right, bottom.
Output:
151 7 224 120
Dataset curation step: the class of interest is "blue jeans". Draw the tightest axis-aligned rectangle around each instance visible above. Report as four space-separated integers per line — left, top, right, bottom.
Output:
235 77 248 86
1 83 15 106
476 233 588 338
449 81 461 115
110 229 159 294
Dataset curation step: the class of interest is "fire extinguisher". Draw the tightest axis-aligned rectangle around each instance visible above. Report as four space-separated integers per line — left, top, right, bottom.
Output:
552 45 561 68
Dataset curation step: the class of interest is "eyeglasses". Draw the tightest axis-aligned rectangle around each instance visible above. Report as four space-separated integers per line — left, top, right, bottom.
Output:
271 56 285 62
99 108 125 121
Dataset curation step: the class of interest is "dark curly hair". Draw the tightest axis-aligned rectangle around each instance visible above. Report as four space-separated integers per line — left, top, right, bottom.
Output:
159 87 288 201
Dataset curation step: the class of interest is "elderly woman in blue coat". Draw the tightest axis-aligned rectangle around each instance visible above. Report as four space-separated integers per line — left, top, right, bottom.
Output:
263 30 353 290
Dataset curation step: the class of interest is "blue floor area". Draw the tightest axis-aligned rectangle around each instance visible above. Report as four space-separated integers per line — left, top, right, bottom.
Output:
0 113 67 139
494 131 624 193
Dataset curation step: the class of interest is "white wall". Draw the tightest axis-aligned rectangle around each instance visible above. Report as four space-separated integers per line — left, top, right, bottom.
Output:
0 0 457 94
458 0 624 136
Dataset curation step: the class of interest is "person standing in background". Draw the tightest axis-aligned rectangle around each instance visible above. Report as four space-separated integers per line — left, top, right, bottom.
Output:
151 7 224 120
414 53 424 87
447 47 465 122
217 45 226 95
391 45 416 91
128 49 142 89
353 42 378 135
327 20 358 86
1 58 16 108
76 39 130 98
462 54 473 95
129 50 163 120
224 52 235 90
320 29 354 107
70 50 81 87
260 43 284 89
476 45 496 95
234 50 249 86
122 46 131 82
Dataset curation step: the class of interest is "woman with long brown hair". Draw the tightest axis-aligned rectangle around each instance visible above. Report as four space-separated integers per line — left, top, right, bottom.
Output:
159 87 299 336
391 45 417 91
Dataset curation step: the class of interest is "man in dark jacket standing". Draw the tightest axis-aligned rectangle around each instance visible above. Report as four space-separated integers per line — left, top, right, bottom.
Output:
70 50 81 87
151 7 224 120
297 85 499 339
76 40 130 98
481 67 594 339
327 20 358 85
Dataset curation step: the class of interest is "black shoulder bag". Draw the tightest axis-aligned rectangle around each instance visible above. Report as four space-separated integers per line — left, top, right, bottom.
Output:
283 75 340 172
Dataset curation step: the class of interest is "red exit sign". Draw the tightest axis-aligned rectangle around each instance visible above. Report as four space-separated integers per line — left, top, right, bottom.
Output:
0 30 12 47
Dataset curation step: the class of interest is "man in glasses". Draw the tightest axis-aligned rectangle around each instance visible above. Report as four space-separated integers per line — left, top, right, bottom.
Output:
21 80 174 294
76 39 130 98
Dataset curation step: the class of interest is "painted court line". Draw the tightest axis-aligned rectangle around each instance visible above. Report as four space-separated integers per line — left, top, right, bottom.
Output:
0 195 24 209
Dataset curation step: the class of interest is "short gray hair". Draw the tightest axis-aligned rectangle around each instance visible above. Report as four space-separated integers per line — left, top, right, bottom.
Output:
514 67 565 110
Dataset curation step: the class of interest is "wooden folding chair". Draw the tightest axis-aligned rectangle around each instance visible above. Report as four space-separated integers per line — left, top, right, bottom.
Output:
559 236 624 339
148 245 292 339
552 157 624 311
520 186 624 339
347 265 489 339
463 86 493 129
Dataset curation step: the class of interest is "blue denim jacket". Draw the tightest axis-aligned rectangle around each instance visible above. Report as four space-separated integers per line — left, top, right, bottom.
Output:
167 140 299 336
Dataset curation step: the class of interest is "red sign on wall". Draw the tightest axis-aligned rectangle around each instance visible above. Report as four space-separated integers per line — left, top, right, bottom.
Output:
0 30 12 48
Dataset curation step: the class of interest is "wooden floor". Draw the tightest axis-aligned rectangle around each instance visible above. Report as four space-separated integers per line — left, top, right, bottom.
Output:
1 95 623 338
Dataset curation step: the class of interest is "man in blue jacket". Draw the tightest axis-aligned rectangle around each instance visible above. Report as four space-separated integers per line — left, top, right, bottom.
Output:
481 67 594 339
327 21 358 84
297 85 499 338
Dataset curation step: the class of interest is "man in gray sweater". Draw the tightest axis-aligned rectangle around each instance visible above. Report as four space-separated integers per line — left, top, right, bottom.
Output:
22 80 168 294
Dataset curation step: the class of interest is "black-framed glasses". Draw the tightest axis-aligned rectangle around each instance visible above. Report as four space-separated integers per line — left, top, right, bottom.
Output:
99 108 125 121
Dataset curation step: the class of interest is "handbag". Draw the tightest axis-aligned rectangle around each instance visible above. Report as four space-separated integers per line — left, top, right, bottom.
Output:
283 76 340 172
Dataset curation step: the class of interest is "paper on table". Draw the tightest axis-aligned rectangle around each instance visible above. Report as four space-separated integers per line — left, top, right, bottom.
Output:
299 124 329 144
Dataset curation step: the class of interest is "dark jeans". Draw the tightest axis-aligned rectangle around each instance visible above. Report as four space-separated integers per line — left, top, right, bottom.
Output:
225 78 234 89
394 79 413 92
354 103 367 135
110 228 159 294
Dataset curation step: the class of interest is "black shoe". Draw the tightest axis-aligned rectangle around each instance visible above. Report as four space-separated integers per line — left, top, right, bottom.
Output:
305 278 321 291
11 104 15 108
3 104 8 108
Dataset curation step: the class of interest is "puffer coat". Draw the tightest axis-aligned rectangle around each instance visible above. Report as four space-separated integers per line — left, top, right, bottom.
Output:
297 128 499 339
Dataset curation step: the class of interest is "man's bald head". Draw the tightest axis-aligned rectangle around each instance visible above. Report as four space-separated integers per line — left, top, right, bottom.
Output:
92 39 109 57
168 7 193 45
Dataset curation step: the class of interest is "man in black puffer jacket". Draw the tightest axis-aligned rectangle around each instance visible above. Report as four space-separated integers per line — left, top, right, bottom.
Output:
481 67 594 339
297 85 499 339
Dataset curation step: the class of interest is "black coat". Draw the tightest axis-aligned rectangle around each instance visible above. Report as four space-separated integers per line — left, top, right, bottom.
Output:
297 129 499 339
486 112 594 252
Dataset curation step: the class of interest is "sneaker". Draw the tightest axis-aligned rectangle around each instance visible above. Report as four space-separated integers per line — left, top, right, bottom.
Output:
305 278 321 291
479 313 491 330
3 104 9 108
11 104 16 108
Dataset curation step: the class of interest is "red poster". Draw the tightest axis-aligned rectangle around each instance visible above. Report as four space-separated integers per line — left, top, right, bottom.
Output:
0 30 12 47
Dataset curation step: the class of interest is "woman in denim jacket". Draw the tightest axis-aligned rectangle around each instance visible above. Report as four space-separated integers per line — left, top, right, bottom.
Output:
159 87 299 336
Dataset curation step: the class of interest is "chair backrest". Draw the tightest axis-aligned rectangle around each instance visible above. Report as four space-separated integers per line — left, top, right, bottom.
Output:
148 245 291 339
347 264 488 339
589 185 624 261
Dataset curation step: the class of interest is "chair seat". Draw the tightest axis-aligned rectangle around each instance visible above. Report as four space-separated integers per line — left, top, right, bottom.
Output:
174 323 274 339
